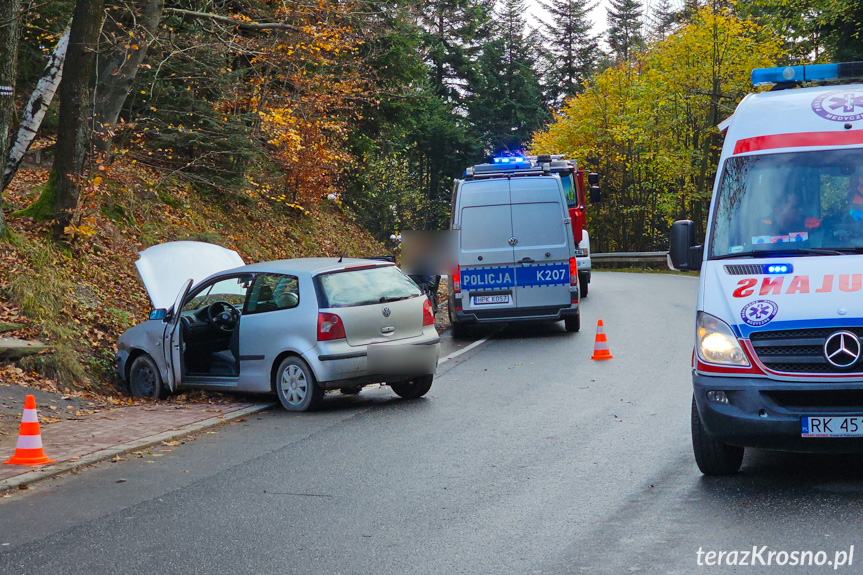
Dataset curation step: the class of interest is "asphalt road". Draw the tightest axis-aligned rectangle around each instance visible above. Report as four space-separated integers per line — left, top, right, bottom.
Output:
3 272 863 574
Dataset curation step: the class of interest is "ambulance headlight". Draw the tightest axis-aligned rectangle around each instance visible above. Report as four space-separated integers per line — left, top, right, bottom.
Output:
696 312 750 367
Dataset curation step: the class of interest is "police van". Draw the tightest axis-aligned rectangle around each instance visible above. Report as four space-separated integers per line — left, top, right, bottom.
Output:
670 62 863 475
447 156 585 337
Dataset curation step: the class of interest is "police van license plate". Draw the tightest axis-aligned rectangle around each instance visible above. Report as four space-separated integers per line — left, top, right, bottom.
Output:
473 295 511 305
801 416 863 437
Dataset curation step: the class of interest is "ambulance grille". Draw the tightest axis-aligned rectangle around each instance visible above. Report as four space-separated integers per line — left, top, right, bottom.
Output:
749 328 863 373
724 264 764 275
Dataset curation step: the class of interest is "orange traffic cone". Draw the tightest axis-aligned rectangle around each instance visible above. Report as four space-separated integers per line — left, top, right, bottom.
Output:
590 320 614 360
4 395 55 466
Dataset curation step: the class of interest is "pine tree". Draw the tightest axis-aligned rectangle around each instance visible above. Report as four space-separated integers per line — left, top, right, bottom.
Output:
607 0 645 61
538 0 599 109
646 0 679 39
418 0 494 103
470 0 549 154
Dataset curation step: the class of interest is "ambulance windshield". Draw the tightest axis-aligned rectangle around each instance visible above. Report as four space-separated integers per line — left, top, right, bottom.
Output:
710 149 863 258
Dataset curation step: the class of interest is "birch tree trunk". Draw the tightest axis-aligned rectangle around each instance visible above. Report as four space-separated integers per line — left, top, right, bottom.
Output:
93 0 164 153
1 26 70 193
0 0 23 237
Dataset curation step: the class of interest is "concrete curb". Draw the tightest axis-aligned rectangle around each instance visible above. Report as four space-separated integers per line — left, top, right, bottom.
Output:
0 403 274 492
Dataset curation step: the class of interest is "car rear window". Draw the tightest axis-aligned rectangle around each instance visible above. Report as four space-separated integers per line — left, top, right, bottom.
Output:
316 265 421 308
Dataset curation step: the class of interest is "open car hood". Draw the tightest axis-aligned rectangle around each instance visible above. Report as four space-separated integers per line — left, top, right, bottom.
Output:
135 241 246 310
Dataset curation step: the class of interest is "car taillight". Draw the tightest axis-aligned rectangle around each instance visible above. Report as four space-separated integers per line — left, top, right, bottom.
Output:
422 298 435 326
317 312 346 341
569 257 578 285
451 266 461 293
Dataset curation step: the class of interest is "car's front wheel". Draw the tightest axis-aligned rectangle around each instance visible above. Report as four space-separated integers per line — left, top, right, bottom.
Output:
390 374 434 399
275 356 323 412
129 354 169 399
691 395 744 476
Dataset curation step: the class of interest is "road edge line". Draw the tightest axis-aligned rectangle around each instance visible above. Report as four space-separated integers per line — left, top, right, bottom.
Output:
0 403 274 493
438 336 490 366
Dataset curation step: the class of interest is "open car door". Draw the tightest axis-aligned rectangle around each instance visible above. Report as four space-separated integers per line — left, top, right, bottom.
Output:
163 279 193 392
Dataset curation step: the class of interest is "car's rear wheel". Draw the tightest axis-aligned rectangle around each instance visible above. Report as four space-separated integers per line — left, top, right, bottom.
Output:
579 272 589 298
275 357 323 412
691 395 744 476
564 310 581 333
390 374 434 399
129 355 169 399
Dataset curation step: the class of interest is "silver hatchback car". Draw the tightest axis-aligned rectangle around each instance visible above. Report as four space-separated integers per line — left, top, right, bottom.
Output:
116 242 440 411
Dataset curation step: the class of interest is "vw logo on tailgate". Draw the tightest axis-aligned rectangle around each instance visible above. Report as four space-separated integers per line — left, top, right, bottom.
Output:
382 306 391 318
824 331 862 368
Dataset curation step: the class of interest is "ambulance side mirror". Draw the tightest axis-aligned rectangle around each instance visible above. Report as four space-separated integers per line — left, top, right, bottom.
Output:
669 220 702 272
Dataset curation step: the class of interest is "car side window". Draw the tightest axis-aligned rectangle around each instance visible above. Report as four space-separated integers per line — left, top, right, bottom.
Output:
245 274 300 314
182 276 252 312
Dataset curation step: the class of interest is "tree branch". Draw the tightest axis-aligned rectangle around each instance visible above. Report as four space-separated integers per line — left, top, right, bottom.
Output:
163 8 301 33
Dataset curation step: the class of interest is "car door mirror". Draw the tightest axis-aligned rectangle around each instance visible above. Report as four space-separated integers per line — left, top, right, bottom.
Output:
669 220 703 271
149 309 167 321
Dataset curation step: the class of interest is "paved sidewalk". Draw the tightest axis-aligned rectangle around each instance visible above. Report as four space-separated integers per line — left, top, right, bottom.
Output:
0 401 271 489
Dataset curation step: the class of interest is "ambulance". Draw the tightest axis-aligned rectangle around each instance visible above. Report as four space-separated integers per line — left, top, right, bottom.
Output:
670 62 863 475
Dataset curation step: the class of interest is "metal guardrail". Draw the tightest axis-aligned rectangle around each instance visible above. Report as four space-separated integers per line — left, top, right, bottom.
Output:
591 251 669 265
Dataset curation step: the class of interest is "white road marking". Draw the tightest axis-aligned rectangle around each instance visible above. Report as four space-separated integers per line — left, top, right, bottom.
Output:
437 337 490 365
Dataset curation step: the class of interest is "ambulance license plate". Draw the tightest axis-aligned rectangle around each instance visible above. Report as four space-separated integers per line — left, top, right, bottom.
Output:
801 416 863 437
473 295 511 305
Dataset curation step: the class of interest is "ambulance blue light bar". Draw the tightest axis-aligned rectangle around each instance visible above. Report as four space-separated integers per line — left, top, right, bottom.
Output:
493 157 525 163
752 62 863 86
764 264 793 275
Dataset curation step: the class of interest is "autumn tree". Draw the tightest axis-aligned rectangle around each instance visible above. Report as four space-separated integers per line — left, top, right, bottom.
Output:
532 8 783 251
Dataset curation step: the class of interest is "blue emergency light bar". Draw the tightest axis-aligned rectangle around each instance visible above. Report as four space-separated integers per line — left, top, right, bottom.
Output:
752 62 863 86
493 157 525 163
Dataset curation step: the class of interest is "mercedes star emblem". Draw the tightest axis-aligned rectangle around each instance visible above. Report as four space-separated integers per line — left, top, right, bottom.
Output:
382 306 391 318
824 330 862 368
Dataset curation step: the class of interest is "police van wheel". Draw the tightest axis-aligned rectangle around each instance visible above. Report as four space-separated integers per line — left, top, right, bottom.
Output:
564 311 580 333
691 395 744 476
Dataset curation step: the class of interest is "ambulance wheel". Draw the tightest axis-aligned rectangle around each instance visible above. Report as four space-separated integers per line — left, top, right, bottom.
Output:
579 272 589 298
691 395 744 476
564 310 580 333
391 375 434 399
129 354 170 400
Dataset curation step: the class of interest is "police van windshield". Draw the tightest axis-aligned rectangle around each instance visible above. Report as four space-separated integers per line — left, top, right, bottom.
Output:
709 149 863 258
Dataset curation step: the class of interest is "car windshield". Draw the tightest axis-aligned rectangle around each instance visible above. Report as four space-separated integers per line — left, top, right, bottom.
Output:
710 149 863 258
317 265 421 308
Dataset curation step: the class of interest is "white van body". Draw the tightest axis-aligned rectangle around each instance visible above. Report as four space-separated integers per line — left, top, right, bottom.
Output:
576 228 591 297
679 70 863 474
448 162 580 334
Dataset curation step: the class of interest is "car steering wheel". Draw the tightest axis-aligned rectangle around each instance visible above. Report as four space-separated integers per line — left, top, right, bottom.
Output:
206 301 241 332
